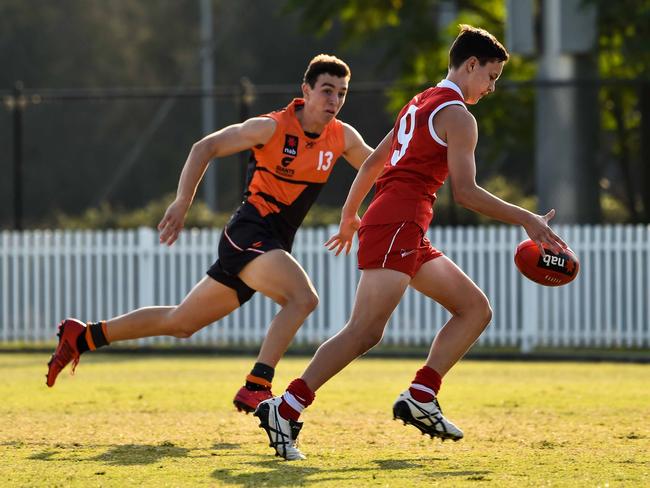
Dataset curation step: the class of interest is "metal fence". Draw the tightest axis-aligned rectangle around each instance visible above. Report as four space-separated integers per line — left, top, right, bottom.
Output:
1 225 649 351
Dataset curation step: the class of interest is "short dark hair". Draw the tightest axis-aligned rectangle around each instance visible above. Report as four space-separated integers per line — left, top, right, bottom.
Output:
449 24 509 69
303 54 351 88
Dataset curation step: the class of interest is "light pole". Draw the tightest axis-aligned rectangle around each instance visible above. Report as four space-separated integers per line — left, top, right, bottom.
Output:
200 0 217 211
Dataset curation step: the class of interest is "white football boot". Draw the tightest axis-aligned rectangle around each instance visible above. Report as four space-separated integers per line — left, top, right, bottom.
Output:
392 389 464 441
254 396 306 460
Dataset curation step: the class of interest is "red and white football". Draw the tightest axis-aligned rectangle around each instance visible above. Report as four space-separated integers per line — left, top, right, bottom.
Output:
514 239 580 286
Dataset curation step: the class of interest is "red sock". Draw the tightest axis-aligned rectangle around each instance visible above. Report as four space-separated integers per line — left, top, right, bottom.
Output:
278 378 315 421
409 366 442 403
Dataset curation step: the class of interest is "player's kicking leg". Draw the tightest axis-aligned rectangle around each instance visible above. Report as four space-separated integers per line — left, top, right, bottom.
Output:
392 255 492 441
256 268 409 460
46 276 240 387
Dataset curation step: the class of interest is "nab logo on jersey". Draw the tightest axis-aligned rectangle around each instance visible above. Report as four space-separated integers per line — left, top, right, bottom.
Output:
283 135 299 156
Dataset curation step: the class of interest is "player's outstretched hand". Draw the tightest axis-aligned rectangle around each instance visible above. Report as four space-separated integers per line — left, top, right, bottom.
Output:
523 209 567 256
325 214 361 256
158 198 190 246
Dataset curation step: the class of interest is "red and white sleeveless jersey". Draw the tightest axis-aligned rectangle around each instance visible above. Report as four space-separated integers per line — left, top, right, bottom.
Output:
361 79 466 231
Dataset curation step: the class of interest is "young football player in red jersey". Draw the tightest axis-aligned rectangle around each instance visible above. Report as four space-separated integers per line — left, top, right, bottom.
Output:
256 26 567 460
46 55 373 414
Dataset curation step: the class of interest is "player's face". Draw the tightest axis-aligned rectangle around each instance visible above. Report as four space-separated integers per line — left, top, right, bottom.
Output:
302 74 349 123
465 59 504 105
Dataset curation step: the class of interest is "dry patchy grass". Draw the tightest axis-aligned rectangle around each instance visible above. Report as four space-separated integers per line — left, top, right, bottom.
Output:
0 354 648 487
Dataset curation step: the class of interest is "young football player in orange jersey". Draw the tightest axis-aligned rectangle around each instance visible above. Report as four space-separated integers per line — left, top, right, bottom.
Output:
46 54 373 414
256 26 567 460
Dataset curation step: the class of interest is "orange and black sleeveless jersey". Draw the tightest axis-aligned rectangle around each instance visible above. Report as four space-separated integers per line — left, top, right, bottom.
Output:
244 98 346 231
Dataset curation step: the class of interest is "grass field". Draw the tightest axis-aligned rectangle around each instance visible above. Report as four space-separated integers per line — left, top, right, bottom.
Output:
0 353 648 487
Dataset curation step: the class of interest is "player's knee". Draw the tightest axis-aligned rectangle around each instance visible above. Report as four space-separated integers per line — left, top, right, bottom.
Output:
482 303 493 328
345 321 384 353
291 290 319 315
165 310 198 339
474 295 493 328
458 291 492 326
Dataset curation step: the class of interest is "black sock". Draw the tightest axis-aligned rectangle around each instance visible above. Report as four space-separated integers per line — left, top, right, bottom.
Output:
245 362 274 391
77 332 90 354
76 322 109 354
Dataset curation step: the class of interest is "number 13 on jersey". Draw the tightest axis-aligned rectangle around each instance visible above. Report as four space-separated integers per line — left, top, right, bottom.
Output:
390 104 418 166
317 150 333 171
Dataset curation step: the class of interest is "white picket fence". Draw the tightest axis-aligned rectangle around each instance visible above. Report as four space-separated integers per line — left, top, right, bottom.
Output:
1 225 649 352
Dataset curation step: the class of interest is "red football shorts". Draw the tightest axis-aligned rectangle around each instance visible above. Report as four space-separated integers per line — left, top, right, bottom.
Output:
357 221 443 278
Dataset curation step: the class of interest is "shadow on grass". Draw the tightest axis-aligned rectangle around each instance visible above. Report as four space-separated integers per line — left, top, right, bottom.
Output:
212 442 241 450
28 442 191 466
91 443 190 465
374 458 437 469
373 459 492 481
28 450 59 461
212 462 321 487
210 456 475 486
430 470 492 479
2 441 26 447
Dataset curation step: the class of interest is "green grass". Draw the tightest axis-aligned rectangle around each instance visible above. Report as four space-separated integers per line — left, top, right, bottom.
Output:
1 354 648 487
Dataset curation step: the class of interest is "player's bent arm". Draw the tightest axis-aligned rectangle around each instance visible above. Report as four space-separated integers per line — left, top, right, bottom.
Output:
341 129 393 217
157 117 277 245
445 108 565 251
341 123 374 170
445 108 532 225
326 129 394 255
175 117 276 204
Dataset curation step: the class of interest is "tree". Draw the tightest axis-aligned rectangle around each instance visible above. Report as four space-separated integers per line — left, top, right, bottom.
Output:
586 0 650 222
0 1 392 227
285 0 537 224
286 0 650 223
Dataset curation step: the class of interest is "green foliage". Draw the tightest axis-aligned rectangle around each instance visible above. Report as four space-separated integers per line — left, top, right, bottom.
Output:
0 1 398 228
433 175 537 225
285 0 542 224
50 193 354 229
301 204 344 228
586 0 650 221
483 175 537 212
287 1 650 224
4 1 648 227
601 191 632 222
52 193 231 230
285 0 517 111
0 0 199 88
587 0 650 78
44 183 637 230
1 354 648 486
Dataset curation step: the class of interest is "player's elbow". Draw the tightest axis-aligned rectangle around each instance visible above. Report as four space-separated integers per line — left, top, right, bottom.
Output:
191 138 217 161
452 184 476 208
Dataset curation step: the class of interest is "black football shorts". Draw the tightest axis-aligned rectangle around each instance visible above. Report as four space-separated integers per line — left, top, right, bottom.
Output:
207 203 290 304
